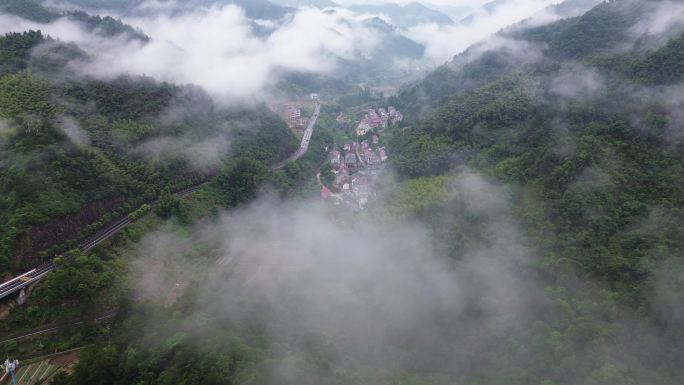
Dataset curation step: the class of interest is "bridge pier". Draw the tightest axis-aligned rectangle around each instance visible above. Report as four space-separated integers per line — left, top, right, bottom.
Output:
17 288 26 305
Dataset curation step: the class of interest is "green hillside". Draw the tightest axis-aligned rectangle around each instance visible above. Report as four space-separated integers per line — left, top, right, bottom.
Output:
0 30 297 271
379 1 684 383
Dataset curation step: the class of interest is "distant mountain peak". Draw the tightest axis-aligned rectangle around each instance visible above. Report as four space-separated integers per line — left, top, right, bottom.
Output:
349 2 454 29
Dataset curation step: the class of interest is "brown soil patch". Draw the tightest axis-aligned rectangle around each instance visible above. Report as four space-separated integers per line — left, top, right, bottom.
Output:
0 304 13 320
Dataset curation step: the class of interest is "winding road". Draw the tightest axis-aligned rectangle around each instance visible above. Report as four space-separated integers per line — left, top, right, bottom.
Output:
274 102 321 169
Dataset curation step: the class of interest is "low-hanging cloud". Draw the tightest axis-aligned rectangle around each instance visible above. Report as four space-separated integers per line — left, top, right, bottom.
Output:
0 119 9 135
455 35 547 68
56 115 91 146
628 84 684 144
112 162 684 383
549 64 605 99
134 134 231 170
629 0 684 39
0 0 575 101
0 5 383 102
132 172 544 380
0 119 11 161
406 0 559 64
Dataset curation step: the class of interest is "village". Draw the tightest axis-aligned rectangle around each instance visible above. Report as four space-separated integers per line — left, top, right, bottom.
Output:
355 106 403 137
320 106 403 211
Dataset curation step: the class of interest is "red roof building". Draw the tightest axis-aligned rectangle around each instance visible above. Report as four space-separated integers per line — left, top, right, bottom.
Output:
321 186 333 199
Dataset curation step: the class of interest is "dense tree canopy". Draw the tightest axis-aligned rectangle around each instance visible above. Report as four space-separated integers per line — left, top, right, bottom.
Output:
0 30 297 271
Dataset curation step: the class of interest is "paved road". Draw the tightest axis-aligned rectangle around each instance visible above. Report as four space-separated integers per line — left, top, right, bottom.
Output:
274 102 321 169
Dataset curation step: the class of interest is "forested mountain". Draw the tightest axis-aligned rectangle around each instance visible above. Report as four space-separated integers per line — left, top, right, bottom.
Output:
397 0 683 117
394 0 684 285
380 0 684 381
0 30 297 272
0 0 56 22
0 0 148 40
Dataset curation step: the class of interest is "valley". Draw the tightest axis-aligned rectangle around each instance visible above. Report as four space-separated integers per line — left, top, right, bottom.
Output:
0 0 683 384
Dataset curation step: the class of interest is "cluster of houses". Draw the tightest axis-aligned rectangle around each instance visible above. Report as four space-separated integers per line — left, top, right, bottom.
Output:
319 104 401 210
325 139 389 210
329 143 358 172
359 141 388 167
356 107 404 137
